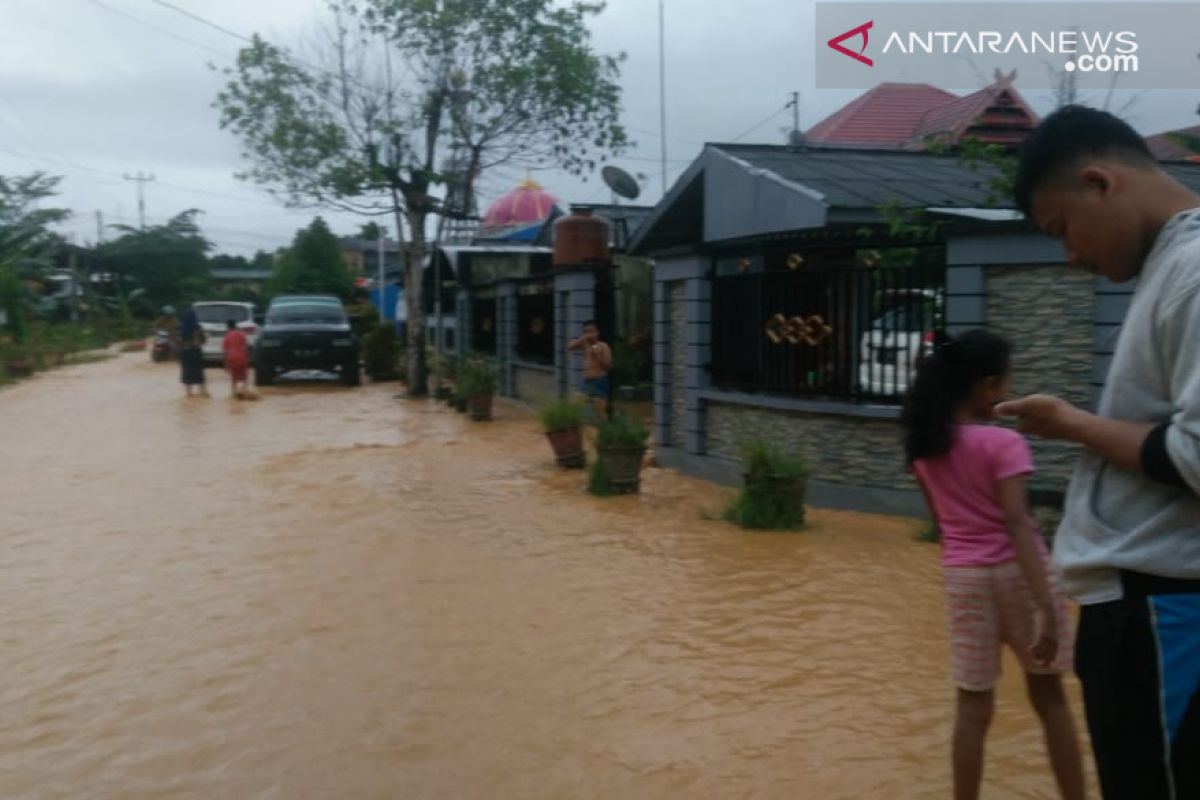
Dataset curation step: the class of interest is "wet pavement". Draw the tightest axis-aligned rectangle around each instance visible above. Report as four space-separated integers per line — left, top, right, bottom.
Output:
0 353 1090 798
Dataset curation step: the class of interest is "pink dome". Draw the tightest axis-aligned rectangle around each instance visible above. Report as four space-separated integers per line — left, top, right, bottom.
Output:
480 177 560 232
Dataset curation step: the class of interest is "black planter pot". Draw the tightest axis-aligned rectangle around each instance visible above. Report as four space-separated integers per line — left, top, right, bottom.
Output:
597 445 646 493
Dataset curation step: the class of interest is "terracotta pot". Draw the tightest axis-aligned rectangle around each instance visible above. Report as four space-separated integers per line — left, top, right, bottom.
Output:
545 425 585 469
468 394 493 421
597 445 647 494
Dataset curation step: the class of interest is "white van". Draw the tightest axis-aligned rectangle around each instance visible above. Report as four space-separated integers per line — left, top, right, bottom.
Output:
192 301 260 364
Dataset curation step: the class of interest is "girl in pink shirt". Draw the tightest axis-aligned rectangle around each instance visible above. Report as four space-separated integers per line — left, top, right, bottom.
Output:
902 329 1084 800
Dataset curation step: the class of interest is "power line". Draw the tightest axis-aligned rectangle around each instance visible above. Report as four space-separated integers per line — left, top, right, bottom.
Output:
83 0 233 58
728 104 791 143
142 0 253 44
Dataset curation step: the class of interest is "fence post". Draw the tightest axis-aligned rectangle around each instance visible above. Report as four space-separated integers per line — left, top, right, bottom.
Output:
496 279 518 398
682 274 712 455
455 288 471 360
554 269 597 400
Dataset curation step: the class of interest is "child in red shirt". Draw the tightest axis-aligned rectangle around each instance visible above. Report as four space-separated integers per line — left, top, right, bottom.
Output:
222 320 250 398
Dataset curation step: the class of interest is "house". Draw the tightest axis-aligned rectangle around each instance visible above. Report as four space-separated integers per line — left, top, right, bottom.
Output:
805 71 1039 150
1145 123 1200 162
630 142 1200 516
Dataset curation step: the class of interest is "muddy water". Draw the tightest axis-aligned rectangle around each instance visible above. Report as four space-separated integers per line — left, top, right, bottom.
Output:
0 354 1090 798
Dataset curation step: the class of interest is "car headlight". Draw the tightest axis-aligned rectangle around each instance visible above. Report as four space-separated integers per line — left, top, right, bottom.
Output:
332 338 354 347
260 338 282 347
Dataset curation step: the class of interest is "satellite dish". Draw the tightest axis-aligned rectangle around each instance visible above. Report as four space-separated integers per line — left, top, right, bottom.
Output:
601 165 641 201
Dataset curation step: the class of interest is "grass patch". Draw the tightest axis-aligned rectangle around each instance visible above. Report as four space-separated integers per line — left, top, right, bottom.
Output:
723 441 808 531
587 459 617 497
915 521 941 543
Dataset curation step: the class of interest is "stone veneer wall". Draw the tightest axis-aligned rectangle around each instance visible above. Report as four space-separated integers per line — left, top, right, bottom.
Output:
669 282 686 449
986 264 1092 491
514 364 557 409
706 403 912 491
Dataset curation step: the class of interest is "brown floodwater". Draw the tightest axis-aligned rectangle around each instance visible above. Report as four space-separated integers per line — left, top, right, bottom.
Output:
0 354 1092 798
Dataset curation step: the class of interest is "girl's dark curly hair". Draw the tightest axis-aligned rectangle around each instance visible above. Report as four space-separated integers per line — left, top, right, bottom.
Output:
902 329 1011 465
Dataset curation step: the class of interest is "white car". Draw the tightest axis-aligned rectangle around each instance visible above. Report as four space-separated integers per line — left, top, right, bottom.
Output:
858 289 943 397
193 301 261 364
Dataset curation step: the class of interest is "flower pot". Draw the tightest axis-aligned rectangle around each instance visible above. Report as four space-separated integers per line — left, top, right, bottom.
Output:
435 386 453 400
454 396 468 413
545 425 585 469
468 394 493 421
597 445 647 494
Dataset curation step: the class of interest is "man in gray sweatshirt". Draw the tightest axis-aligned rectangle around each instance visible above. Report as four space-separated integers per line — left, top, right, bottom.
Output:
999 106 1200 798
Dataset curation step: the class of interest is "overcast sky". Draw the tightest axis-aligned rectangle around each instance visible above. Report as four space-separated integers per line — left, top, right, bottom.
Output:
1 0 1196 256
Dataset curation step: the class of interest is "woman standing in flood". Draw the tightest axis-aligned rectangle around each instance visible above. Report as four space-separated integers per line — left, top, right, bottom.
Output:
178 306 208 397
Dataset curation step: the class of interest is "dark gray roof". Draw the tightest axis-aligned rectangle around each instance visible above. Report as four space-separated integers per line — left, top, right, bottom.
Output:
713 143 1012 209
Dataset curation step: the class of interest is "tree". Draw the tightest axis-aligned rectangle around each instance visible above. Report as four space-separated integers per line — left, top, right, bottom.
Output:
358 222 385 240
268 216 354 300
215 0 627 394
100 210 212 314
0 172 70 341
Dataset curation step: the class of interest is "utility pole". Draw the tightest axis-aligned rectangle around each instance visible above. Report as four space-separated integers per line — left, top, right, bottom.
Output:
658 0 667 195
787 91 804 146
95 210 104 246
123 172 155 230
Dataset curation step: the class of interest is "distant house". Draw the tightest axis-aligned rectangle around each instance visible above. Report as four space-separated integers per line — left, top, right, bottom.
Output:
1145 123 1200 162
805 70 1039 150
209 265 273 294
340 237 403 283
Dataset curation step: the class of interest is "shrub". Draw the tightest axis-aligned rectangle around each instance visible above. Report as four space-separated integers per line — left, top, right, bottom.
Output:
458 358 497 398
362 325 400 377
723 441 808 530
539 398 585 432
595 413 649 449
915 521 941 543
587 459 616 497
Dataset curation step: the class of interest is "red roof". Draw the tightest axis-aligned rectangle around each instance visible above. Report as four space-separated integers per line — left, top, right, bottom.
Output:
806 73 1038 150
1146 124 1200 161
805 83 957 147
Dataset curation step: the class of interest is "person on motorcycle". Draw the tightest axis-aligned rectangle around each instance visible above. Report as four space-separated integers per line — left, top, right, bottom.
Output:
155 305 179 344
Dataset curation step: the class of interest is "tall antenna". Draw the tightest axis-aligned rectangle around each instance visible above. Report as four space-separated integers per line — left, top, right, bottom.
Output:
658 0 667 196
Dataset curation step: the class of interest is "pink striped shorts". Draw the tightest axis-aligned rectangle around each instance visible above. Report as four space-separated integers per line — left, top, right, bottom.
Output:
943 558 1075 692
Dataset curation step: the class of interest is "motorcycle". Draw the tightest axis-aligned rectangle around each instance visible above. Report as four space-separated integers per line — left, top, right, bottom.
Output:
151 330 175 362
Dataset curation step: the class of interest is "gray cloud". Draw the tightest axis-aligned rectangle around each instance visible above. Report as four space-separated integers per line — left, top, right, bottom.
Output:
1 0 1195 255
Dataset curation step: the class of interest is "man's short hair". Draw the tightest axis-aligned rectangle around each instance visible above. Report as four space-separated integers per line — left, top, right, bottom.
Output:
582 320 597 329
1013 104 1157 217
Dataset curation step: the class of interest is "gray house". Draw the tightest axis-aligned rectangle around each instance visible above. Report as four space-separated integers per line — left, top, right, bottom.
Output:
631 143 1200 516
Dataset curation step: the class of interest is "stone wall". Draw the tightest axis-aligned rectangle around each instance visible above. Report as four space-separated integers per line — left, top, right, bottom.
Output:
706 403 912 491
669 282 686 449
514 363 557 409
986 264 1091 490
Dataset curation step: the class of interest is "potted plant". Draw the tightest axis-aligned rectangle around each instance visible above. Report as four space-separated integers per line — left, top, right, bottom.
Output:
458 359 497 421
592 413 649 494
539 399 586 469
723 441 808 530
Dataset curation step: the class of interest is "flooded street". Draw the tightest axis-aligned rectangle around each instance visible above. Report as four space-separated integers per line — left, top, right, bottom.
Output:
1 354 1089 798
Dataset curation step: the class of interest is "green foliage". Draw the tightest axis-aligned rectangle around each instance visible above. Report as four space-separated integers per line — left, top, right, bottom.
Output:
610 339 645 388
358 222 385 240
587 459 617 497
595 413 649 449
214 0 628 395
267 217 353 300
1168 132 1200 157
362 324 400 377
100 210 212 311
915 521 942 543
723 441 808 530
0 172 70 341
457 357 496 398
346 301 381 340
539 398 585 432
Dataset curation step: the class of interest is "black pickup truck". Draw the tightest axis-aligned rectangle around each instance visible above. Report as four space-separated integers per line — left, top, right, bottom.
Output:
255 295 361 387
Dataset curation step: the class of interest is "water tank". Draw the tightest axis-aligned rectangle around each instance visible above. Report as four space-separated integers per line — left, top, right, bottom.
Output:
553 207 610 267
